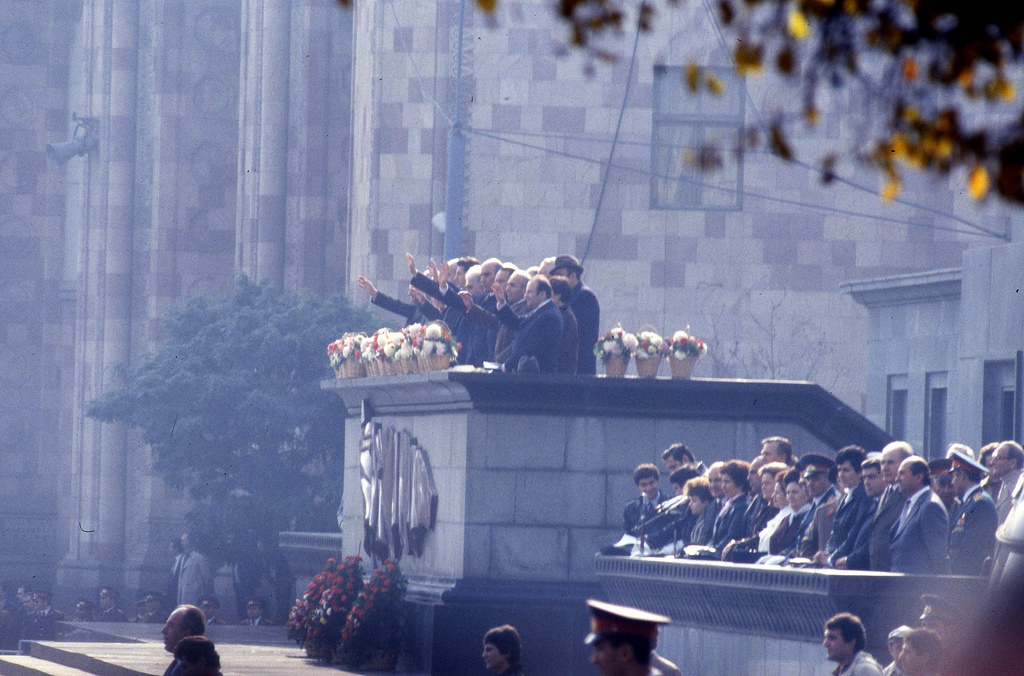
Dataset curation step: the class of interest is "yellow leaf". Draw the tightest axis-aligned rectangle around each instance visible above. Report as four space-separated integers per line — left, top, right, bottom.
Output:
706 73 725 95
880 176 902 203
788 9 811 40
968 164 990 200
475 0 497 11
685 63 700 92
902 106 919 123
996 79 1016 101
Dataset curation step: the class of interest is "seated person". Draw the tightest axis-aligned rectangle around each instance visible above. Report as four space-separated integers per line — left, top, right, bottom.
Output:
603 464 671 555
683 476 715 547
240 597 273 626
710 460 752 552
760 468 813 560
655 468 702 553
721 463 787 560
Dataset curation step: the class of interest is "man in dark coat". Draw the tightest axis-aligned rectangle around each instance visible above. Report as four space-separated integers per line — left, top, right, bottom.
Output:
948 450 998 575
889 457 950 574
550 254 599 375
495 276 563 373
869 442 914 571
821 446 875 567
356 276 441 326
622 464 672 550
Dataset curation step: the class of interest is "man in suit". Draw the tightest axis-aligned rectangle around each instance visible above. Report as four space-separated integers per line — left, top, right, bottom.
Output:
495 275 564 373
869 442 914 571
549 254 599 375
797 454 839 558
834 456 887 569
889 456 949 574
821 446 875 567
948 450 998 575
621 464 672 552
990 440 1024 524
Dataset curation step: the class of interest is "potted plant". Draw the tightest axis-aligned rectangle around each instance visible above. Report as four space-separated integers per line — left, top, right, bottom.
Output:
667 328 707 378
594 324 638 376
340 559 407 671
417 321 459 372
634 328 668 377
287 556 365 662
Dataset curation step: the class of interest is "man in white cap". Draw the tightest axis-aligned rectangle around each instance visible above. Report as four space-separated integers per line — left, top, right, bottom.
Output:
586 599 673 676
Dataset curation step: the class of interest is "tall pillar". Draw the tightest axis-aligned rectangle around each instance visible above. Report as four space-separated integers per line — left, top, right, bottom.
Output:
236 0 290 287
59 0 138 593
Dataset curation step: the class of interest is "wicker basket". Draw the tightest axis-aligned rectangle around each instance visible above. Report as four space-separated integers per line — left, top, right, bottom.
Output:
635 354 662 377
604 354 629 377
421 353 451 372
669 355 698 378
343 360 367 379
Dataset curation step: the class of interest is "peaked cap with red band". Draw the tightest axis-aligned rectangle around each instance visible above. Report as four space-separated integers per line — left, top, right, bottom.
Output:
584 599 670 645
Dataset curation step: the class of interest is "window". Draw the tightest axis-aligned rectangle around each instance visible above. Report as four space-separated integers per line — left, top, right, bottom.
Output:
887 374 908 441
924 372 947 459
651 66 744 210
984 359 1019 444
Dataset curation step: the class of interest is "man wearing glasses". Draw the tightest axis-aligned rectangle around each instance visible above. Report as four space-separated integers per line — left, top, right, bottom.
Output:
989 441 1024 524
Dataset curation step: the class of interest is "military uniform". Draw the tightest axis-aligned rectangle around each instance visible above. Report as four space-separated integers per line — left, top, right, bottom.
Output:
949 484 998 575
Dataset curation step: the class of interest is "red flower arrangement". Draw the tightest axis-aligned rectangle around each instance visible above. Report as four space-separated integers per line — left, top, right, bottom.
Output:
340 559 407 669
287 556 364 661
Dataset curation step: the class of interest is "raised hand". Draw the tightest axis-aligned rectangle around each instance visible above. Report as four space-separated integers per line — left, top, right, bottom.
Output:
492 281 505 305
356 276 378 300
438 259 450 287
405 252 417 276
428 258 438 282
457 290 474 310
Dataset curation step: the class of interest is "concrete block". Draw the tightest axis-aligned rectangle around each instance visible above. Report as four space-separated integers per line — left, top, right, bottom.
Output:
568 527 618 581
514 470 605 527
566 417 603 470
463 524 491 578
485 415 566 469
465 469 516 524
490 526 568 580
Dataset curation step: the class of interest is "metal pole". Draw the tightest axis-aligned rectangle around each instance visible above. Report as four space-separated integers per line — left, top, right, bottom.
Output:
443 0 467 262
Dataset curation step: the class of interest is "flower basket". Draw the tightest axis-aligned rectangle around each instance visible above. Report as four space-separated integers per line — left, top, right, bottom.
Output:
636 354 662 377
342 360 367 379
421 353 451 372
669 354 698 378
605 354 629 377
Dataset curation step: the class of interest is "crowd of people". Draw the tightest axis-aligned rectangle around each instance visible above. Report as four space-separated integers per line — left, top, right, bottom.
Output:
357 252 600 374
608 436 1023 575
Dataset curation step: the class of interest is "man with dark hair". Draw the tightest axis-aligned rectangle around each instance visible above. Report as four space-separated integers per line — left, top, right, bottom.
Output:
197 597 225 626
623 464 669 547
948 450 998 575
495 275 563 373
482 624 522 674
547 275 579 374
823 613 882 675
834 456 886 570
890 457 949 574
896 628 942 676
661 444 696 474
240 597 272 626
173 636 222 676
96 588 127 622
822 446 874 567
161 605 207 676
585 599 669 676
761 437 794 466
990 440 1024 523
549 254 599 376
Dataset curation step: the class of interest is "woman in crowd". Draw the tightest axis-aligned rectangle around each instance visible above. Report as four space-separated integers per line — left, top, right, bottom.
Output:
711 460 751 550
482 624 523 676
683 476 714 546
766 468 813 556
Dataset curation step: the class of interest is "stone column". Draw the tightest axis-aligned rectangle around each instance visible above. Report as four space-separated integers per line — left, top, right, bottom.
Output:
59 0 138 593
235 0 290 288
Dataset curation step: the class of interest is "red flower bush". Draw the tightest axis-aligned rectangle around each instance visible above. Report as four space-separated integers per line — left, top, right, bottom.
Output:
287 556 364 661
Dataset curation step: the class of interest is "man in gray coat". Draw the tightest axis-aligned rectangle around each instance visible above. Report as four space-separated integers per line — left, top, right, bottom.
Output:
869 442 913 571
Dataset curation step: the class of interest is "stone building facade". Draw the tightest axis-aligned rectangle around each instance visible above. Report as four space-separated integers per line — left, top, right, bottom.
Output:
0 0 1019 600
0 0 354 594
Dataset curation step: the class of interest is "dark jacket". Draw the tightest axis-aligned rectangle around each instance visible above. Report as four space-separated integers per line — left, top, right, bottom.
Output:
869 485 906 571
711 493 750 550
889 489 950 574
826 483 876 565
949 485 998 575
498 300 563 373
410 273 475 364
569 282 599 375
371 291 441 326
623 491 671 540
557 305 579 375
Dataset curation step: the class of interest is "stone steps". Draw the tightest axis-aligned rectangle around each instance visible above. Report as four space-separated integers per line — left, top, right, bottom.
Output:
0 655 99 676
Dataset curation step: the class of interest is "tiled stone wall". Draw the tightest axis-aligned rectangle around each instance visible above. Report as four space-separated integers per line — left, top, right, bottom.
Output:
349 0 1018 411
